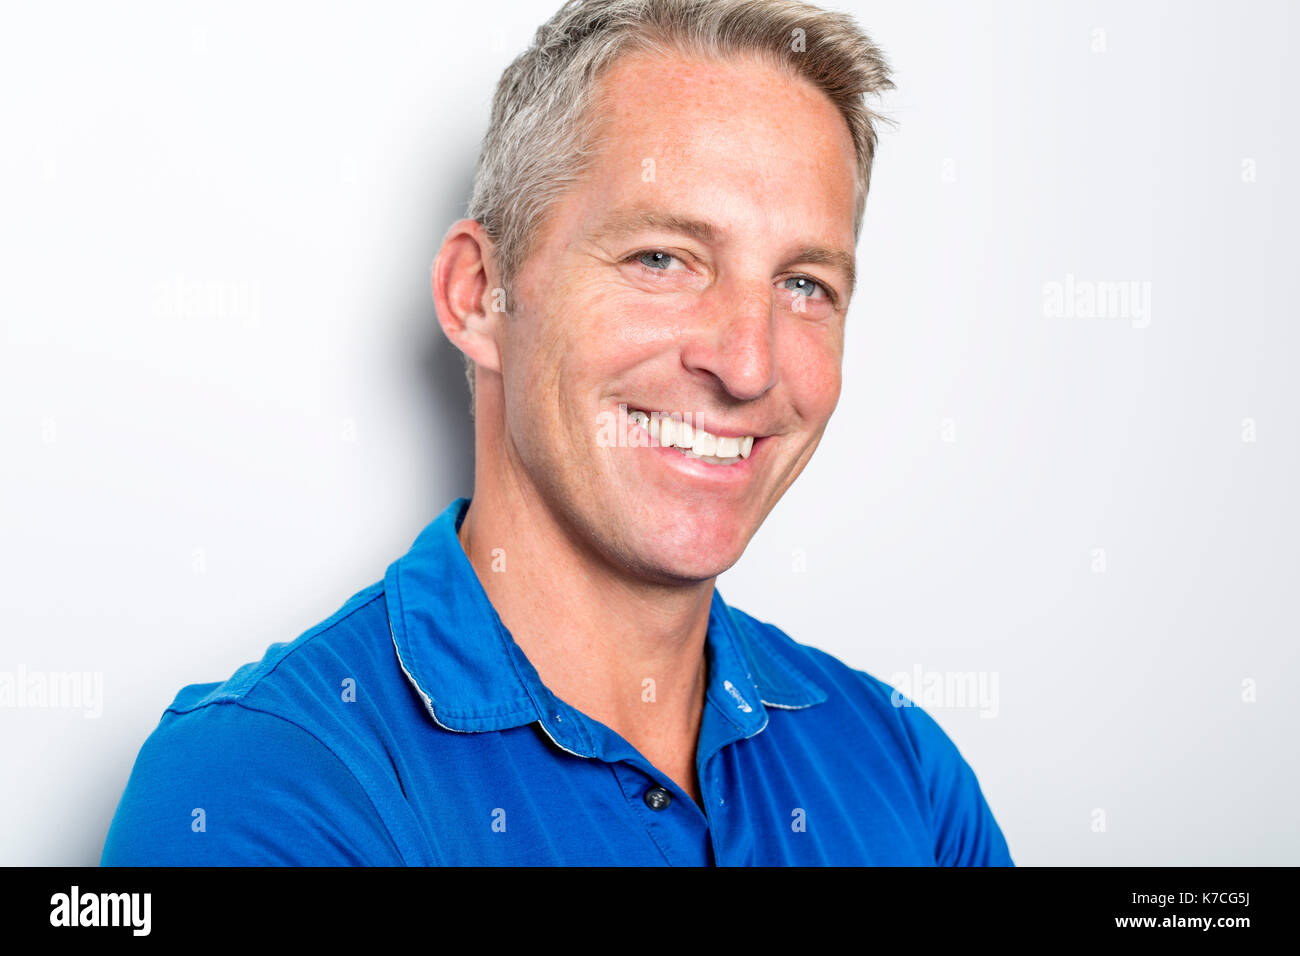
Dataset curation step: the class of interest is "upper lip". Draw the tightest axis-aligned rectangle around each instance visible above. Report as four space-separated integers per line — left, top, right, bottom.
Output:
626 406 767 440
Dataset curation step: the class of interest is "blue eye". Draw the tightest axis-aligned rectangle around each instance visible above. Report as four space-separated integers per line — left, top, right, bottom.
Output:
625 251 835 305
637 250 676 270
783 276 828 299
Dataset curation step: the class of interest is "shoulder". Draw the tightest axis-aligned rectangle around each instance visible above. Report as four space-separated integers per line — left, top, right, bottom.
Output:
102 581 415 866
166 580 389 718
727 604 1015 867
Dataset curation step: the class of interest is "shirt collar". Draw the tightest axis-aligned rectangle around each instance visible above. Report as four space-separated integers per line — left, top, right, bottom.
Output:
385 497 826 757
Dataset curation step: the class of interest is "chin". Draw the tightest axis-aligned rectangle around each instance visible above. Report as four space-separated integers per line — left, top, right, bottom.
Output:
635 529 749 584
644 556 737 586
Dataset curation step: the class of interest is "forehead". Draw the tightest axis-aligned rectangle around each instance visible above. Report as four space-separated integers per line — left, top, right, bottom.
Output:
591 46 849 133
576 47 858 234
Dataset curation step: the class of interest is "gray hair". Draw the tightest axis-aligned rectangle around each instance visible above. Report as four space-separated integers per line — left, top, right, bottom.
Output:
457 0 895 407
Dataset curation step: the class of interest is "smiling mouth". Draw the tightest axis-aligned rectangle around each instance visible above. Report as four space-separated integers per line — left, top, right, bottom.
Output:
626 408 756 466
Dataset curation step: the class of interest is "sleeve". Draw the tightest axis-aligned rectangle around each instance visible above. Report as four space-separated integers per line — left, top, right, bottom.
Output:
100 702 407 866
892 693 1015 867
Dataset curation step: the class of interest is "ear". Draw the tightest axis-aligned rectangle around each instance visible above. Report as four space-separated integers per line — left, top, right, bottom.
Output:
431 219 505 375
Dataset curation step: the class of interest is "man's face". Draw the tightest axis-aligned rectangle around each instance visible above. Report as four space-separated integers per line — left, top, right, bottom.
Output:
496 50 858 585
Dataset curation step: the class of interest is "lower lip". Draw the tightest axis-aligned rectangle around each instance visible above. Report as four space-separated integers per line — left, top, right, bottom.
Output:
627 421 763 485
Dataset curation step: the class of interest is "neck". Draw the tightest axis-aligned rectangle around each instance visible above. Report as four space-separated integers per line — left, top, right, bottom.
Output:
457 419 715 804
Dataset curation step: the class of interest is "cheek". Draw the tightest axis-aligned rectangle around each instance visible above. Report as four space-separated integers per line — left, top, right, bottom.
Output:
500 282 645 453
544 288 686 396
596 290 690 352
783 322 844 418
501 281 582 401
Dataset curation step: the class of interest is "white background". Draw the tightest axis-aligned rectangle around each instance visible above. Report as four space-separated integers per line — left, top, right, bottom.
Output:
1 0 1296 865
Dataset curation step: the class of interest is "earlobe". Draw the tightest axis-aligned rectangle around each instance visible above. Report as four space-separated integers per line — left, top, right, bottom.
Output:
431 219 504 375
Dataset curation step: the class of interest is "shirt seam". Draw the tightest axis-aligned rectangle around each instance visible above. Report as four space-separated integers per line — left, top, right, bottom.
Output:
251 590 386 692
170 588 387 714
221 698 422 866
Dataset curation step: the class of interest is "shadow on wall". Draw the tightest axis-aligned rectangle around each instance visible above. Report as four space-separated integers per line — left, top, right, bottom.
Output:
407 155 479 502
418 328 476 498
83 159 482 868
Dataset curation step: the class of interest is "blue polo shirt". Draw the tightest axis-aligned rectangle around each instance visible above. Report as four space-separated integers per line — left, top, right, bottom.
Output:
102 497 1014 866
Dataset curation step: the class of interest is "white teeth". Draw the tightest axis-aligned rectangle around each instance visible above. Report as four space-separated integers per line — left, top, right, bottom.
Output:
692 430 717 456
626 408 756 465
680 450 744 466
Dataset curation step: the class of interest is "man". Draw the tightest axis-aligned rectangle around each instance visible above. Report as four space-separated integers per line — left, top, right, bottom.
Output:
102 0 1014 866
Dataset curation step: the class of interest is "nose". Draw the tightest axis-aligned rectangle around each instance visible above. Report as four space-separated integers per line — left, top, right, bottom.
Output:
679 275 779 402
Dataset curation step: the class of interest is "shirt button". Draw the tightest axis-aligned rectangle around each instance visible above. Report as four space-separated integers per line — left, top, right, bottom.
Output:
643 786 672 811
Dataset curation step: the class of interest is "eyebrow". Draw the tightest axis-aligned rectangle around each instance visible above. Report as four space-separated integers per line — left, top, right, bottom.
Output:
587 208 856 299
590 209 721 244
